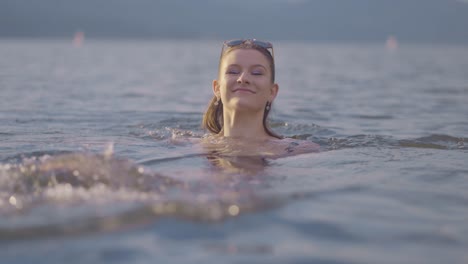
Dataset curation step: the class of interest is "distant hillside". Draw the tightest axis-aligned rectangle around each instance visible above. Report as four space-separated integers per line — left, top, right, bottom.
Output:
1 0 467 43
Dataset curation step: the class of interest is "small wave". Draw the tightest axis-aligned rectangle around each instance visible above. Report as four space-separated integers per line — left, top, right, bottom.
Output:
0 152 184 219
425 86 468 95
271 121 336 139
128 116 203 141
137 153 206 166
350 114 394 120
399 134 466 150
120 92 145 98
307 133 466 151
1 150 74 163
0 151 281 239
323 134 397 150
0 194 285 241
13 118 55 124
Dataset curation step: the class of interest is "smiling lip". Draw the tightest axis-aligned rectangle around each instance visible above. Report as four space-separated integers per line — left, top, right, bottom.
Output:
233 88 256 94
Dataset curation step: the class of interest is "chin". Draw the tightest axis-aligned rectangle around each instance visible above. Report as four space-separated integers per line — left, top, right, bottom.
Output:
230 102 263 113
227 97 265 111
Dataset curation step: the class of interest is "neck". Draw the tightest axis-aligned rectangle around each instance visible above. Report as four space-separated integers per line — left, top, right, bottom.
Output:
222 109 270 140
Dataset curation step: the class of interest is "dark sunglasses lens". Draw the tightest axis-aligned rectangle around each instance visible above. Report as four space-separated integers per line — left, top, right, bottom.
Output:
252 40 272 49
223 39 273 57
225 39 245 47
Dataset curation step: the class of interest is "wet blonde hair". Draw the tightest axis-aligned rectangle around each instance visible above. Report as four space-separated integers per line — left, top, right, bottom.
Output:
202 42 281 139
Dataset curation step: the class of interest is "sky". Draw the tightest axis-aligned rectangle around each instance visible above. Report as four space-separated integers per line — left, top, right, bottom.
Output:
1 0 468 44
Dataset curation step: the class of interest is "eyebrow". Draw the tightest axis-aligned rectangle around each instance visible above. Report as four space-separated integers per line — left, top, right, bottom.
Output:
226 64 267 70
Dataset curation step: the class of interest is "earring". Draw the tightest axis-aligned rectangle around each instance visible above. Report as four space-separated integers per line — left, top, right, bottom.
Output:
265 102 271 111
214 97 220 106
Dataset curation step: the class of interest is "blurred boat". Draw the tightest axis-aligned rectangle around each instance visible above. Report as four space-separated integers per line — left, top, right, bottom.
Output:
386 35 398 51
73 31 85 47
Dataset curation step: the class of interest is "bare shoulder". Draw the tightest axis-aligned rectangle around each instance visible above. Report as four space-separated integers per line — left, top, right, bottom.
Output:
274 137 320 157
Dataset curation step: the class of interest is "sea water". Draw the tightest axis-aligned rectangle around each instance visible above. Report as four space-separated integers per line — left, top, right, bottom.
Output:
0 39 467 264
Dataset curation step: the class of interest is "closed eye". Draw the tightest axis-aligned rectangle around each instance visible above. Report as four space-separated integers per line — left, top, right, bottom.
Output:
251 65 266 76
251 70 264 75
226 67 240 74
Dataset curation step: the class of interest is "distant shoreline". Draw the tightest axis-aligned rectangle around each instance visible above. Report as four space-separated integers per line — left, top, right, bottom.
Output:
0 36 467 46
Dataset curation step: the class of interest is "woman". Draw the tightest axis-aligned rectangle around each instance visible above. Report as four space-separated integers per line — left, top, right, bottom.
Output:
201 39 319 158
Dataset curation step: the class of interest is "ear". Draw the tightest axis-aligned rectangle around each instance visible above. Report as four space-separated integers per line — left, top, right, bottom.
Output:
269 83 279 102
212 79 220 97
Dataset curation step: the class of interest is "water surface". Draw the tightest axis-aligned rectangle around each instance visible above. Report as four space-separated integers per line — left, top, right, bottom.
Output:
1 39 467 264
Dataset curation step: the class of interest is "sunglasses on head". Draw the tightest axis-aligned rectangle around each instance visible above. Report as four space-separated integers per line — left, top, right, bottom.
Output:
222 39 274 58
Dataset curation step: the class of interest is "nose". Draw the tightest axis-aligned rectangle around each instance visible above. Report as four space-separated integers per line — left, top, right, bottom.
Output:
237 72 250 84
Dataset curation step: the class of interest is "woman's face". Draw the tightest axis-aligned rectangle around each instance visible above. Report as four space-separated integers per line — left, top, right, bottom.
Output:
213 49 278 113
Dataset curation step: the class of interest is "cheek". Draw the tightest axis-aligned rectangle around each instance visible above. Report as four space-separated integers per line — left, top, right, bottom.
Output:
259 80 273 91
218 79 231 94
221 76 236 87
